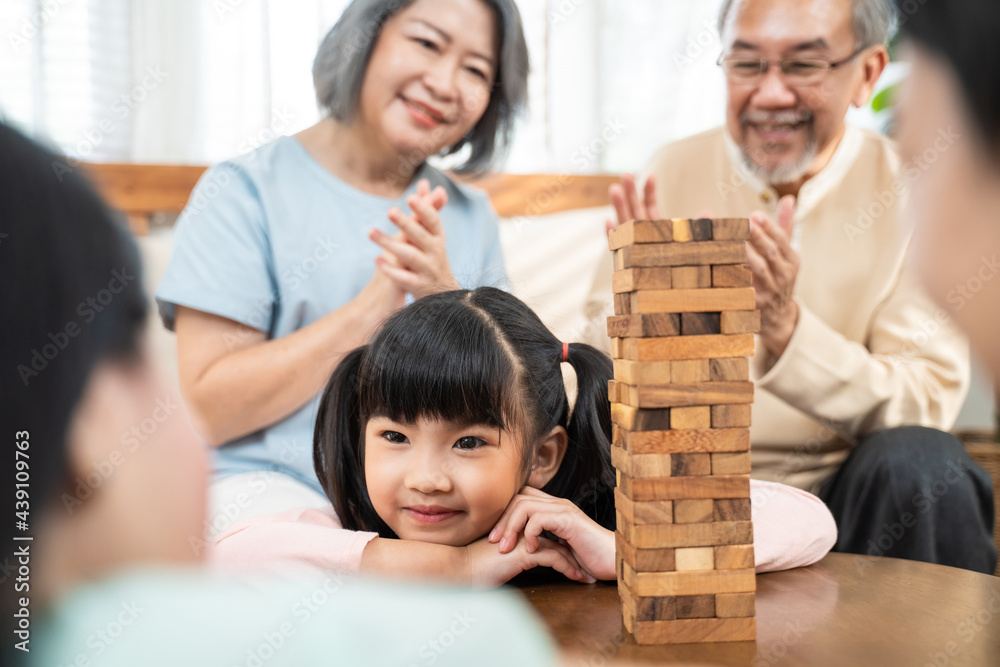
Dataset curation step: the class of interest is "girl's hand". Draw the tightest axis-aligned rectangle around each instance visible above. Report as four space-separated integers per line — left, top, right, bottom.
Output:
369 179 460 299
488 486 616 581
465 533 595 588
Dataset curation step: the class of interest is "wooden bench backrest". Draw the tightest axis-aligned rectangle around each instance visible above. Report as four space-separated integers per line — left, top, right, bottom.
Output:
81 163 618 234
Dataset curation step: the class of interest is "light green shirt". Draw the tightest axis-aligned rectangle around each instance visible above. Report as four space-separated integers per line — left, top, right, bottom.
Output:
28 568 556 666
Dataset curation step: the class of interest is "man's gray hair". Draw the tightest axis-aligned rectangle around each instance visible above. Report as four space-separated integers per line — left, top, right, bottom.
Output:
311 0 529 175
717 0 895 49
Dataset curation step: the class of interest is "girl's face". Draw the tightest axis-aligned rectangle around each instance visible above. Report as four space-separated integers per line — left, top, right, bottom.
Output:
356 0 498 164
364 416 525 545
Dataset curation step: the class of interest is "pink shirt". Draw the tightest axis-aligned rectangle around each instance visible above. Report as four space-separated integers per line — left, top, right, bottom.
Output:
212 480 836 576
212 506 378 578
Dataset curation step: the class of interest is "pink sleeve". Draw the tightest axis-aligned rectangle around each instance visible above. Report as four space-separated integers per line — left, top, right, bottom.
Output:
210 507 379 578
750 479 837 573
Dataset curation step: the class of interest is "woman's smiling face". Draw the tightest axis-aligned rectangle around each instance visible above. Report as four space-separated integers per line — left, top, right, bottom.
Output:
356 0 498 166
363 415 526 545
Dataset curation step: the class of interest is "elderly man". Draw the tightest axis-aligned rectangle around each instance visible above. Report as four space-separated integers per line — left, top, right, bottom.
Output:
611 0 996 573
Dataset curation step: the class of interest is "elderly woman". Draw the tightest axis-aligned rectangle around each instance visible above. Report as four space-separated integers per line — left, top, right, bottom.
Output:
0 123 556 667
893 0 1000 377
157 0 529 522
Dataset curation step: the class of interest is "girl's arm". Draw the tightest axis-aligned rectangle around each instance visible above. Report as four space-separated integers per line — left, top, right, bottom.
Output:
490 487 617 581
213 506 590 587
361 535 594 588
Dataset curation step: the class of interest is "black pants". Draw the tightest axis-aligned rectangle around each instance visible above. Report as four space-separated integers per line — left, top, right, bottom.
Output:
818 426 997 574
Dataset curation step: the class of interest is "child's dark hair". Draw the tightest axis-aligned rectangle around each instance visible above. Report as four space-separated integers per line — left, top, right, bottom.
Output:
313 287 616 538
0 123 147 666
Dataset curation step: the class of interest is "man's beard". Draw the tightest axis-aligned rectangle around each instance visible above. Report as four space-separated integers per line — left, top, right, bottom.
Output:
739 108 818 185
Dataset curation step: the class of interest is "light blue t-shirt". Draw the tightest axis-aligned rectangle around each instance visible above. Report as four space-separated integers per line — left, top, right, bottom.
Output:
156 137 507 492
28 569 557 667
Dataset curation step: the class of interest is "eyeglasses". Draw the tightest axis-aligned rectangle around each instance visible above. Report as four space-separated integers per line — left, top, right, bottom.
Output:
717 47 866 86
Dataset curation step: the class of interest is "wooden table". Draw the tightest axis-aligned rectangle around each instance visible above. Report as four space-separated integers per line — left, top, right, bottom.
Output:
517 553 1000 665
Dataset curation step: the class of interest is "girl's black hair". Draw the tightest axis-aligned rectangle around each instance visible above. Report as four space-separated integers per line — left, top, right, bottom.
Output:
0 123 147 663
314 287 616 538
896 0 1000 163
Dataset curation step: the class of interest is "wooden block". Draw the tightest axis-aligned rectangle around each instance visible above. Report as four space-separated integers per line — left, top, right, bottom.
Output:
616 530 675 571
620 579 682 625
617 473 751 502
636 596 678 622
670 453 711 476
676 594 716 618
614 359 671 385
614 334 755 361
614 443 687 479
610 337 624 359
673 499 714 524
616 427 749 454
711 404 752 428
670 265 711 289
712 218 750 241
623 562 756 597
615 488 673 525
620 382 754 409
611 445 674 479
628 288 755 315
714 498 752 521
670 359 709 383
623 598 635 634
720 310 761 334
613 249 626 271
674 547 715 572
608 379 623 404
612 267 672 293
617 516 754 550
613 292 634 315
670 406 711 429
711 452 751 475
715 592 756 618
712 264 753 288
631 617 756 644
680 312 721 335
611 404 671 431
715 545 755 570
616 241 747 269
689 218 713 241
608 219 674 250
671 218 692 242
607 313 680 338
709 357 750 382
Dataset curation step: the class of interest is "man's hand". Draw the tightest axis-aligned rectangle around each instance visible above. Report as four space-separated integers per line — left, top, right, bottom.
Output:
607 173 661 235
748 195 800 357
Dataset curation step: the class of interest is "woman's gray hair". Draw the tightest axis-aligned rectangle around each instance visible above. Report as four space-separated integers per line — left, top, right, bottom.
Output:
312 0 529 175
717 0 895 49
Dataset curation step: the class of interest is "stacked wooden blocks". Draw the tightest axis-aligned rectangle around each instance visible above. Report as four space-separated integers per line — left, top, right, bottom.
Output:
608 217 759 645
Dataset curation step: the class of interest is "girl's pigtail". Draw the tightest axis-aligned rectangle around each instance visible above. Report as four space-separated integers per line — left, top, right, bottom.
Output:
313 346 369 531
561 343 617 530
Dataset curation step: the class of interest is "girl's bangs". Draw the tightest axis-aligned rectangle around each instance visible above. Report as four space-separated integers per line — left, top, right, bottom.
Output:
357 303 521 432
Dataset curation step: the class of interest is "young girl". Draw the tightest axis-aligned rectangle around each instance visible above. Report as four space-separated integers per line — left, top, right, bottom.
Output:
213 286 836 584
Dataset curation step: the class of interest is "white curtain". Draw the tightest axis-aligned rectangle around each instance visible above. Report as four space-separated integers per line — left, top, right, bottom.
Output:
1 0 736 173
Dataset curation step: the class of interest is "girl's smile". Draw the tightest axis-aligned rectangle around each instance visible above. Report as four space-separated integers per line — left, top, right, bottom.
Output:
403 505 463 523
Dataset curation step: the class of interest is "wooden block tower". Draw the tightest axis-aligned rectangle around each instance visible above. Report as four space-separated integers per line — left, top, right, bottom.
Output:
607 217 759 645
